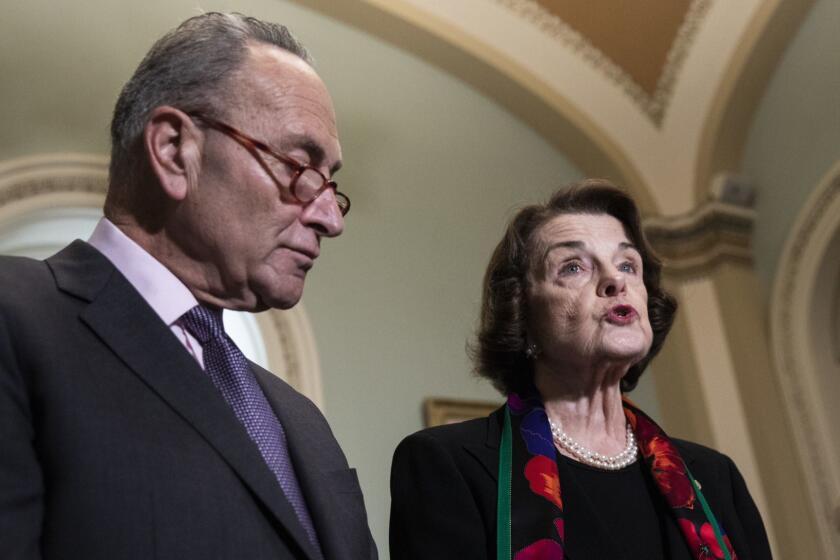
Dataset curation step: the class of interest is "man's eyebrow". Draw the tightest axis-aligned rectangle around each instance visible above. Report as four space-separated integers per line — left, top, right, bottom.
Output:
278 134 342 175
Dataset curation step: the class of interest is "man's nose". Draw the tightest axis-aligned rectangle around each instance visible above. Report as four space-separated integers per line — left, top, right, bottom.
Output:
301 188 344 237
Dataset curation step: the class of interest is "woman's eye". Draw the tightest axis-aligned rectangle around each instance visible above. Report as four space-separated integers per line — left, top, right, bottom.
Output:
560 262 582 275
619 261 637 273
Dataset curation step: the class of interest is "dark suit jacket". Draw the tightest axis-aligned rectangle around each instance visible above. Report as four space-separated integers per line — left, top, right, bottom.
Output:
390 407 772 559
0 241 377 560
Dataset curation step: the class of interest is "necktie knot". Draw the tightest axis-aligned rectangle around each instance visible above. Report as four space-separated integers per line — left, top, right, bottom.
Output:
180 304 225 344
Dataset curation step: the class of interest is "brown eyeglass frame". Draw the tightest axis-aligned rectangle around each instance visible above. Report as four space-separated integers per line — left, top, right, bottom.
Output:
187 111 350 216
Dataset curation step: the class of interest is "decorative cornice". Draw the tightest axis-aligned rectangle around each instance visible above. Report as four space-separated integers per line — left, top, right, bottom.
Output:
643 200 753 278
0 153 108 208
0 174 107 208
495 0 712 126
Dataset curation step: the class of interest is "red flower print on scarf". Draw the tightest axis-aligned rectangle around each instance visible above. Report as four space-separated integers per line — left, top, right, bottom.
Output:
513 538 564 560
553 518 564 541
646 435 695 509
524 455 562 509
629 404 696 510
679 519 735 559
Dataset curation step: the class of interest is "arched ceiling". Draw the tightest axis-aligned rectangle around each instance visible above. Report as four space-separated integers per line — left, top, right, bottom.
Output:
295 0 814 216
535 1 691 101
499 0 705 125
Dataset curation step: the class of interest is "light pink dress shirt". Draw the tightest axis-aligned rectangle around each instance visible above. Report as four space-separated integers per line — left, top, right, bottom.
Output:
88 217 206 368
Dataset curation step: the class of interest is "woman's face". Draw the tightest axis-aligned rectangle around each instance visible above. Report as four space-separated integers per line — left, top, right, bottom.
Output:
526 212 653 371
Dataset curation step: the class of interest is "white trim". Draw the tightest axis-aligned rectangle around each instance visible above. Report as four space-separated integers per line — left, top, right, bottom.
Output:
676 279 776 551
770 159 840 556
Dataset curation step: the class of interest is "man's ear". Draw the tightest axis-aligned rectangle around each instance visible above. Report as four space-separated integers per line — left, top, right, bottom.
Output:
143 106 202 201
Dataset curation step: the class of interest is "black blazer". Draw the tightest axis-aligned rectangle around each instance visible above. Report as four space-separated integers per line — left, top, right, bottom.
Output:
390 407 772 559
0 241 377 560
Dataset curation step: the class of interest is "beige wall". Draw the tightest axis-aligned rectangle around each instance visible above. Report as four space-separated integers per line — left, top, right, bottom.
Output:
741 0 840 298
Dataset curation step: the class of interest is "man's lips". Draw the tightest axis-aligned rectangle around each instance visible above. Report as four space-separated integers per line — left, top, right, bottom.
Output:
606 304 638 325
286 247 318 270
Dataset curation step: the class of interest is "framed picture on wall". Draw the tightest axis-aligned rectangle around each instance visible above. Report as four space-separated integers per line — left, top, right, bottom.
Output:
423 397 501 427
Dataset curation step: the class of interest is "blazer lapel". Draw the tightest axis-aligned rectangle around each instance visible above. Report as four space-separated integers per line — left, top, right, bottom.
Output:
48 241 319 560
254 366 370 560
463 406 504 482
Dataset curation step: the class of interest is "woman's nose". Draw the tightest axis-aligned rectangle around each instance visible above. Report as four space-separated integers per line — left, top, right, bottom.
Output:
597 271 626 297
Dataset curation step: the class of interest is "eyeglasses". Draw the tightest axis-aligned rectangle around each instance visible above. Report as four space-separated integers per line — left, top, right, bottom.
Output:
188 112 350 216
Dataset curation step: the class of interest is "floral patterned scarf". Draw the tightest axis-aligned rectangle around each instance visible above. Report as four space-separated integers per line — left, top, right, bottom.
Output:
498 391 737 560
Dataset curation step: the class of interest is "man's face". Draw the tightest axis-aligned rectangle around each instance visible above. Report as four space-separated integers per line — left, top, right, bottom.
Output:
178 44 344 311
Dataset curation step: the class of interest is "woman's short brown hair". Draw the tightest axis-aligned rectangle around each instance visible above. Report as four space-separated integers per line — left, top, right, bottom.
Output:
471 178 677 394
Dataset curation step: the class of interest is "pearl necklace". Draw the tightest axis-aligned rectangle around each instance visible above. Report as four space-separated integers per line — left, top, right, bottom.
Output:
548 418 638 470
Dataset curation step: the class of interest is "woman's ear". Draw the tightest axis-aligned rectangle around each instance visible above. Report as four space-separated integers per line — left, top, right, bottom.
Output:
143 106 202 202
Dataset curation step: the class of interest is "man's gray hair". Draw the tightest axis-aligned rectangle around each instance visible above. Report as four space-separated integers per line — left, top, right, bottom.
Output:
107 12 311 211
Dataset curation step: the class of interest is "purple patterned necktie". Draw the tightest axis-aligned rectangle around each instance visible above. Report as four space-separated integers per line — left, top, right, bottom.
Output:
181 305 323 557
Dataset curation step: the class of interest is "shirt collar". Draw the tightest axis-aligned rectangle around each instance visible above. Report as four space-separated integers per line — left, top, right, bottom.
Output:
88 217 198 326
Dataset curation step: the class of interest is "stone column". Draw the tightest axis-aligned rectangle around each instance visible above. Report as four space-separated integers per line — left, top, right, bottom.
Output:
644 184 821 558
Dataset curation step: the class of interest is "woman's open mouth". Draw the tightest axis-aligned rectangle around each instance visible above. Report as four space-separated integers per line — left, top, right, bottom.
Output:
606 304 637 325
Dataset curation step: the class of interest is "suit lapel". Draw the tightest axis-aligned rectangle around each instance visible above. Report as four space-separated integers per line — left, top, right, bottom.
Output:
48 241 319 560
254 366 368 560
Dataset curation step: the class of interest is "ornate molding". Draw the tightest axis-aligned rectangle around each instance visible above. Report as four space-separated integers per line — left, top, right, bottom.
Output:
258 307 325 408
770 161 840 555
495 0 712 126
0 153 326 408
0 153 108 210
643 200 754 279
